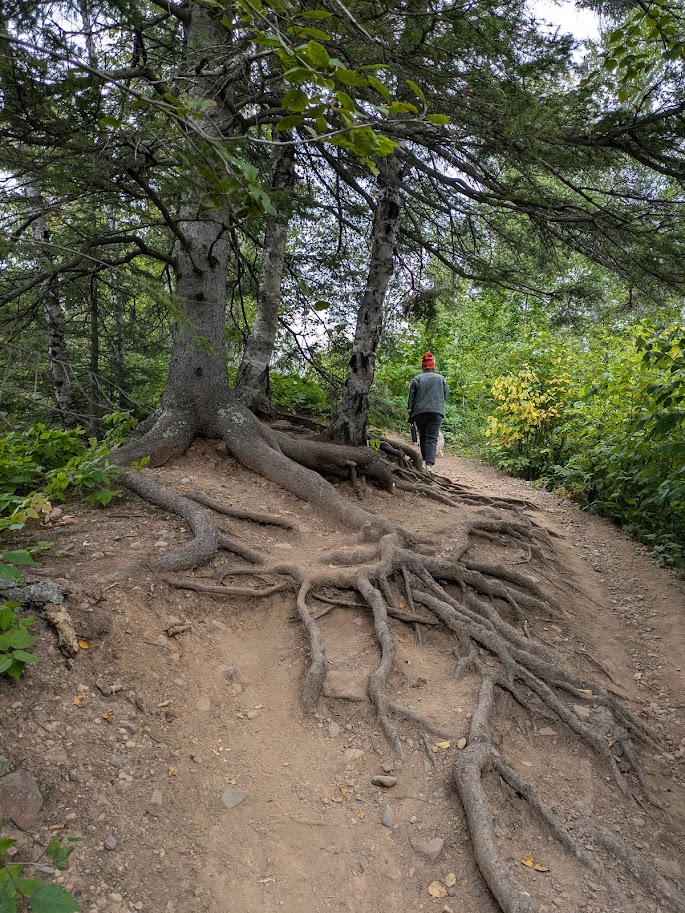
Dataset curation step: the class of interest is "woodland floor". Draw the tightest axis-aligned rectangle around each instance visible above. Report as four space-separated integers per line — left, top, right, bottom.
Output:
1 439 684 913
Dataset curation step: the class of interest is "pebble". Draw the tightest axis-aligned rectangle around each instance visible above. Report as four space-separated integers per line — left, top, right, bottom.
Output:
246 709 260 720
68 769 81 783
196 696 211 713
104 834 118 851
328 722 341 738
371 775 397 788
110 754 124 769
344 749 364 763
410 836 444 861
224 667 236 681
573 704 591 722
381 806 394 828
322 670 368 702
381 760 395 773
221 787 249 809
151 789 163 805
109 893 122 903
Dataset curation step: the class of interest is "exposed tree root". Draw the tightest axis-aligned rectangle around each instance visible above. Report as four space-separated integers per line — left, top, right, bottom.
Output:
114 405 679 913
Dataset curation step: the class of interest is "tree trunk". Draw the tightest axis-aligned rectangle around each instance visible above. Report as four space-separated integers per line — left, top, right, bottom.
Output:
88 272 102 435
25 182 79 427
331 154 404 446
235 141 296 414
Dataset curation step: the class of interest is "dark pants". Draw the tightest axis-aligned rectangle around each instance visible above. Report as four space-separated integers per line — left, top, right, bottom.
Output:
414 412 442 465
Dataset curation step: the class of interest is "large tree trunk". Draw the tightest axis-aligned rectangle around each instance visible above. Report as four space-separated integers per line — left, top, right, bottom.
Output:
235 141 295 415
25 182 79 427
330 154 404 446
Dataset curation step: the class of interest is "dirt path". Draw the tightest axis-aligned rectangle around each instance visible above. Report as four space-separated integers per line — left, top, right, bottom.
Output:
1 443 683 913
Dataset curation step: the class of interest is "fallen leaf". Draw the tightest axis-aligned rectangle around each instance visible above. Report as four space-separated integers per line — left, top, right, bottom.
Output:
534 864 550 873
72 695 85 707
168 766 177 777
578 689 593 696
101 712 113 723
78 639 90 649
434 740 451 750
428 881 448 898
484 658 496 667
445 873 457 887
49 824 64 831
634 672 642 680
521 855 535 868
332 797 343 803
339 786 347 796
521 760 533 767
457 738 467 750
158 700 171 708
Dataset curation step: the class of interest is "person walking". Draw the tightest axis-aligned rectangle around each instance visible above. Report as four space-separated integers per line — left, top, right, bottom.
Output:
407 352 449 472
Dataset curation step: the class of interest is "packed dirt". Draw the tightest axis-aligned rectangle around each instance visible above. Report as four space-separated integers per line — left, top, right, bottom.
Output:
1 441 684 913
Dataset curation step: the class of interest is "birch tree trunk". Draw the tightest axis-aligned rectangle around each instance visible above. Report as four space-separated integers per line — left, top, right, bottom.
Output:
331 154 404 446
235 141 295 414
25 182 79 427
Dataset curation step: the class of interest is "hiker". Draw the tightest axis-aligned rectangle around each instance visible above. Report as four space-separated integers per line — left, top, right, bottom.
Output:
407 352 449 472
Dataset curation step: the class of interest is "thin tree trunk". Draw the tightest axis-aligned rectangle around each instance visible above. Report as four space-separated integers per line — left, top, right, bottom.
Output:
331 154 405 445
113 279 127 408
25 182 79 427
235 141 295 414
88 272 102 434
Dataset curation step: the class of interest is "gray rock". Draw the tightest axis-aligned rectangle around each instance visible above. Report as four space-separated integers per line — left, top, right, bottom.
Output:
322 670 368 702
0 579 67 606
371 775 397 788
328 722 342 738
221 787 249 810
96 679 111 695
223 667 236 681
572 704 591 722
410 836 444 862
0 769 43 828
343 749 364 763
196 695 210 713
150 789 163 805
68 769 81 783
104 834 118 851
110 754 124 769
381 760 395 773
381 805 394 828
654 856 682 880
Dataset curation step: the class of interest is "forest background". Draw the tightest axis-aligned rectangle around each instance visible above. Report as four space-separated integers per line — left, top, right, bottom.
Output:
0 0 684 574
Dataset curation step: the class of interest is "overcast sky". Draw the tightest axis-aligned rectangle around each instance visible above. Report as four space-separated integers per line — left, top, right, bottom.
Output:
532 0 601 41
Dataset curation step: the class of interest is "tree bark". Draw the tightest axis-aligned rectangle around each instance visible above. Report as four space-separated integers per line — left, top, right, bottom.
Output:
25 182 80 427
331 154 404 445
235 141 296 414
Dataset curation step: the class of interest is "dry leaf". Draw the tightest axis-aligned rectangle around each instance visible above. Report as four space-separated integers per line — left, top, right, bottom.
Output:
521 855 535 868
457 738 467 750
578 689 593 696
72 695 85 707
101 712 113 723
78 639 90 649
428 881 448 898
158 700 171 708
484 658 496 667
168 766 177 777
634 672 642 680
534 864 550 873
332 797 343 803
445 873 457 887
339 786 347 796
521 760 533 767
434 740 451 750
49 824 64 831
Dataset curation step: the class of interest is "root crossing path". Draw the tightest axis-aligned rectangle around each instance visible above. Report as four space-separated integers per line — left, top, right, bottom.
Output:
3 439 684 913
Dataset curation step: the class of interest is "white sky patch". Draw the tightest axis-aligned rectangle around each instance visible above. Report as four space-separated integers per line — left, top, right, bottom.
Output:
531 0 601 42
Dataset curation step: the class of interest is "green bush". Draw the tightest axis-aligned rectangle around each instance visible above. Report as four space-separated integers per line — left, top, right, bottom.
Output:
0 818 80 911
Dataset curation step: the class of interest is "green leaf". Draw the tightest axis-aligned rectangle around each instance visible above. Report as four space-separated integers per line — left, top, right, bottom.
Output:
29 884 80 913
367 76 390 100
0 566 20 583
0 838 16 855
276 114 304 130
306 40 329 68
336 69 368 87
99 115 124 128
298 9 333 18
11 650 42 664
406 79 426 107
425 113 450 125
313 300 331 310
282 88 309 112
8 629 37 649
45 840 76 871
2 551 37 566
0 657 13 675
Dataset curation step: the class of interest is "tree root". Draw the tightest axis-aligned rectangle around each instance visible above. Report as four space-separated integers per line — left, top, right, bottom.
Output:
187 490 296 528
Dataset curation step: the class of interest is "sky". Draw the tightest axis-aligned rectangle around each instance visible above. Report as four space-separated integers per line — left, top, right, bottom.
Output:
531 0 602 42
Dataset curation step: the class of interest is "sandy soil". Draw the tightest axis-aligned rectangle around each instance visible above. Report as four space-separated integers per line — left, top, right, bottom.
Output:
1 440 683 913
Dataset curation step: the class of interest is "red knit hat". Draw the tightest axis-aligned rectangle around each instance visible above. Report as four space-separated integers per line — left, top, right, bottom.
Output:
422 351 435 369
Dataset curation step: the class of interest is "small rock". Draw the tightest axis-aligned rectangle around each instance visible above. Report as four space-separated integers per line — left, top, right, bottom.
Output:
91 551 105 559
410 836 444 862
221 787 249 810
223 667 236 681
129 541 142 551
157 634 169 648
109 893 123 903
246 709 260 720
371 775 397 788
538 727 556 737
0 769 43 828
68 769 81 783
381 760 395 773
96 679 111 696
457 738 467 750
328 722 342 738
322 670 368 702
110 754 124 769
153 540 168 548
273 542 293 550
231 682 243 694
654 857 682 879
104 834 118 851
442 906 455 913
150 789 163 805
196 695 211 713
381 806 394 828
573 704 591 722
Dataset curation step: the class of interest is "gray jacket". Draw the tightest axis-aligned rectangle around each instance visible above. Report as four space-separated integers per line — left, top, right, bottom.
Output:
408 370 449 419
